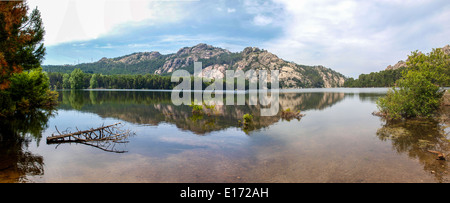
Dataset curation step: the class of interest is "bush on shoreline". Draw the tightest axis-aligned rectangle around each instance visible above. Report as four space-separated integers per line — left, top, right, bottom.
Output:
376 48 449 120
0 67 58 117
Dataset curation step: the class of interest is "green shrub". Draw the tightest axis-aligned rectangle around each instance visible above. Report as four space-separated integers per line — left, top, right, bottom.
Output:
0 67 58 116
376 48 448 119
377 72 442 119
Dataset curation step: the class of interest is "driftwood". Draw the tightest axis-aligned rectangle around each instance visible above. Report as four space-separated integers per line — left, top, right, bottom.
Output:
46 122 134 153
428 150 446 161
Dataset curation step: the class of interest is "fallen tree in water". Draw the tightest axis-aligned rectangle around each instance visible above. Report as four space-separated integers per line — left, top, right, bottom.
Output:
46 122 134 153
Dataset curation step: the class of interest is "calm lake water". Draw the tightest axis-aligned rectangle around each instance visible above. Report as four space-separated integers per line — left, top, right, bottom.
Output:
1 88 449 183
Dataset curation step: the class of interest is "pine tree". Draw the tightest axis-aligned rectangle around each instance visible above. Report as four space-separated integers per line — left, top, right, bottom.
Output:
0 1 45 90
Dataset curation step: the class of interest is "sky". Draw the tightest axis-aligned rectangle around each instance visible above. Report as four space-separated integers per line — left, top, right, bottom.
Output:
28 0 450 78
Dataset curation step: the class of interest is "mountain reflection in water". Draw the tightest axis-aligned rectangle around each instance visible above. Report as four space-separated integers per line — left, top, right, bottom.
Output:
1 89 449 183
57 90 347 134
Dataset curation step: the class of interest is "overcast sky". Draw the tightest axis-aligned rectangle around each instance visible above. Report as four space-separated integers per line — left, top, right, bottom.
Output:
29 0 450 78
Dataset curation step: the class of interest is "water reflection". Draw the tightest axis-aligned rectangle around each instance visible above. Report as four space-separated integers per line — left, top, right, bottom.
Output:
0 110 55 182
4 89 450 183
57 90 347 134
376 114 450 183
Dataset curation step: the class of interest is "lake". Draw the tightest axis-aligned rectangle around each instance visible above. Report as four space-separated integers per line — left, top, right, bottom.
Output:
1 88 449 183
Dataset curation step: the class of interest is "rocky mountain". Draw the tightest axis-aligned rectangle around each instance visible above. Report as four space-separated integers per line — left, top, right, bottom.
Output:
385 60 407 71
100 51 162 64
44 43 347 88
155 43 231 74
386 45 450 71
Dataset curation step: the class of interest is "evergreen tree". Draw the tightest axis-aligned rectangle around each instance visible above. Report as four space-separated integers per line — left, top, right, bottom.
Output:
0 1 45 90
0 1 57 117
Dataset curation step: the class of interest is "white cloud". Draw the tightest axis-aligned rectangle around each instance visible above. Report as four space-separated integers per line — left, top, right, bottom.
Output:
263 0 450 77
253 15 273 26
34 0 450 76
28 0 189 46
242 0 284 26
227 8 236 13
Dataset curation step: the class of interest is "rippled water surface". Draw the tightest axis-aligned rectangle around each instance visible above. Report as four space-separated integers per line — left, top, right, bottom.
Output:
1 88 449 183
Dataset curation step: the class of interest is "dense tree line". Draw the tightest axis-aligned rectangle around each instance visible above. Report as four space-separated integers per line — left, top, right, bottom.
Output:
344 68 405 87
44 54 169 75
48 70 175 90
47 68 270 90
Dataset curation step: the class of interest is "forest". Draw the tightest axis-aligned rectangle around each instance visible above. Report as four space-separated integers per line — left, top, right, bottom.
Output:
47 68 265 90
48 70 175 90
344 67 405 87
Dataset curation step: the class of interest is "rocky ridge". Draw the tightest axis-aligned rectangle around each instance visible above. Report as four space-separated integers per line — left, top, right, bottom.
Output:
152 44 346 88
50 43 348 88
386 45 450 71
